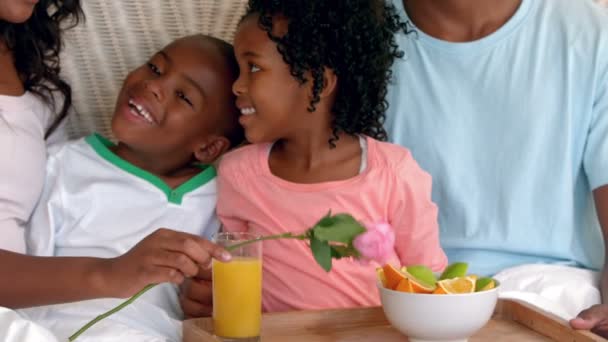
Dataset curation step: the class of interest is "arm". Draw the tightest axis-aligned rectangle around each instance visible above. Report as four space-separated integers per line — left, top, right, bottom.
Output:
1 229 230 309
569 186 608 335
596 185 608 303
569 43 608 335
392 151 447 272
0 250 109 308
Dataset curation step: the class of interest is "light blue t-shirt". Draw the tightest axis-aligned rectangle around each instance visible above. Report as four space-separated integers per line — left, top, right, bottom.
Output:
386 0 608 276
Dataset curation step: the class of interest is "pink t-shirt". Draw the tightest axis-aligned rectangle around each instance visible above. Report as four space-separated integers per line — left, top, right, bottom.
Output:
217 137 447 312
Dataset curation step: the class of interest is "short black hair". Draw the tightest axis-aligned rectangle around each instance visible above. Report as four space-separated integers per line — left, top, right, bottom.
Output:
193 35 245 148
245 0 406 143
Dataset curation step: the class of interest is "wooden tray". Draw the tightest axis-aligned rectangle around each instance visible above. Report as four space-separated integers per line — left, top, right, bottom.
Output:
183 299 608 341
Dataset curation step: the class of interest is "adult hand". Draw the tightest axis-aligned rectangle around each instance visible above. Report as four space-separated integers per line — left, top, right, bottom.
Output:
99 228 230 298
570 304 608 338
180 267 214 318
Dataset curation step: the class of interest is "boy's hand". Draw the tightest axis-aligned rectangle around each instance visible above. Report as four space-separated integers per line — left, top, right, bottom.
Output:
179 267 213 318
570 304 608 337
100 228 230 298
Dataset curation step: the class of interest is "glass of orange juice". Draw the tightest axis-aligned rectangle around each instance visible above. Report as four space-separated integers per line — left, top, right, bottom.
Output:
212 232 262 341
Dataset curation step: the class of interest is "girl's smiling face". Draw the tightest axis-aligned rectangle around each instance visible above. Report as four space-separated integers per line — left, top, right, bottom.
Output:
232 14 312 144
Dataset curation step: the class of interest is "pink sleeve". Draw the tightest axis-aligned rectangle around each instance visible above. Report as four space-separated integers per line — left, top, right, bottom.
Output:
217 158 249 233
391 154 447 272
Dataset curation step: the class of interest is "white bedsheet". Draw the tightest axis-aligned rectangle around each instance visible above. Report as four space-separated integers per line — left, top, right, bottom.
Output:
495 264 601 320
0 304 180 342
0 307 57 342
12 295 183 342
18 298 182 342
1 302 182 341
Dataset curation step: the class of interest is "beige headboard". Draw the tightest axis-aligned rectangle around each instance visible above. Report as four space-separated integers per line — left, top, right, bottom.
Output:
61 0 248 139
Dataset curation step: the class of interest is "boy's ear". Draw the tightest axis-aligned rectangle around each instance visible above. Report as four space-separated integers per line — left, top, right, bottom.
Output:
319 67 338 98
193 136 230 164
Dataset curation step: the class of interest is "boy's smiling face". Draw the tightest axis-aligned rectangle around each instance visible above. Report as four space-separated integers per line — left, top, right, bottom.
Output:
111 36 237 170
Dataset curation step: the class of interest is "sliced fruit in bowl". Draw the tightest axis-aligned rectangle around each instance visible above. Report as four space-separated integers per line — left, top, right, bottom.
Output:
436 277 475 294
376 262 500 342
377 262 497 294
438 262 468 280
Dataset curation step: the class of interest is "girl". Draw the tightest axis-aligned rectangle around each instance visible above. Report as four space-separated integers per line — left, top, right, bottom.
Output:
217 0 447 312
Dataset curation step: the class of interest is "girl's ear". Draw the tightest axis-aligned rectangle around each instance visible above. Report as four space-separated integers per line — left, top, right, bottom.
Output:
319 67 338 98
193 136 230 164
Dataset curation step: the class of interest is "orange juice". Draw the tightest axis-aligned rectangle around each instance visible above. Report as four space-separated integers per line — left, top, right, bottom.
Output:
212 257 263 338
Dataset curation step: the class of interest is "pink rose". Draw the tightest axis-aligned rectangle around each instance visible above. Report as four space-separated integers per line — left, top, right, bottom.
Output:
353 221 395 264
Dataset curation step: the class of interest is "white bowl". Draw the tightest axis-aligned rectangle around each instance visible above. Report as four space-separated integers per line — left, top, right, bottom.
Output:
378 283 498 342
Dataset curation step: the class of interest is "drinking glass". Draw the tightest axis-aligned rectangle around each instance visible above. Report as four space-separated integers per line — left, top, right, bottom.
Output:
212 232 262 341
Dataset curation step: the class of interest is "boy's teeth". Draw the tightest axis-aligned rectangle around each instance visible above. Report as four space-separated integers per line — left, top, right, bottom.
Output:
128 99 154 124
241 107 256 116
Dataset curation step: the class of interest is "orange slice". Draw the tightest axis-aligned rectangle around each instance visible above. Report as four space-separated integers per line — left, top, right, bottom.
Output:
395 277 434 294
382 264 407 289
407 277 435 293
395 278 414 293
437 277 475 294
376 267 387 287
432 286 447 294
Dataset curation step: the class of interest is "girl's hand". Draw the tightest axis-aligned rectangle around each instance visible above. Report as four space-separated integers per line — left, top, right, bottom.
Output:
98 228 230 298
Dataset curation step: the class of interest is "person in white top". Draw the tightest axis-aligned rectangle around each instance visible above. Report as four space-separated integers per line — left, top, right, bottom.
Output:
0 0 235 327
0 1 79 338
0 0 82 253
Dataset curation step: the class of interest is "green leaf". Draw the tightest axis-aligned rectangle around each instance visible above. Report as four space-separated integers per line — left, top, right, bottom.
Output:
310 237 332 272
316 211 334 227
312 214 366 244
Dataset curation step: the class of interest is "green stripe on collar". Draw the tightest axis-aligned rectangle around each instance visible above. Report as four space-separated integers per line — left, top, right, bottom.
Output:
85 133 216 204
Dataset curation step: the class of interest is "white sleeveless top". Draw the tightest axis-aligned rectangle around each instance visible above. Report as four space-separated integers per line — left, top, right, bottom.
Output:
0 92 65 253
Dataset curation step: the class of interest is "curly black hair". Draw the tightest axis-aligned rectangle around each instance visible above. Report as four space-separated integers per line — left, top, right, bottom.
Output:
246 0 406 143
0 0 84 139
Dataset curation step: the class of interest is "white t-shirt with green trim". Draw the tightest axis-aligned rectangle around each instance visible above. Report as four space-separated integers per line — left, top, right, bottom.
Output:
21 134 219 341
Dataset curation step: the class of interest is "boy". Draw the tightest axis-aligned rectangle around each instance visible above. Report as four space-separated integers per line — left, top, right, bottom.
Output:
18 34 243 341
